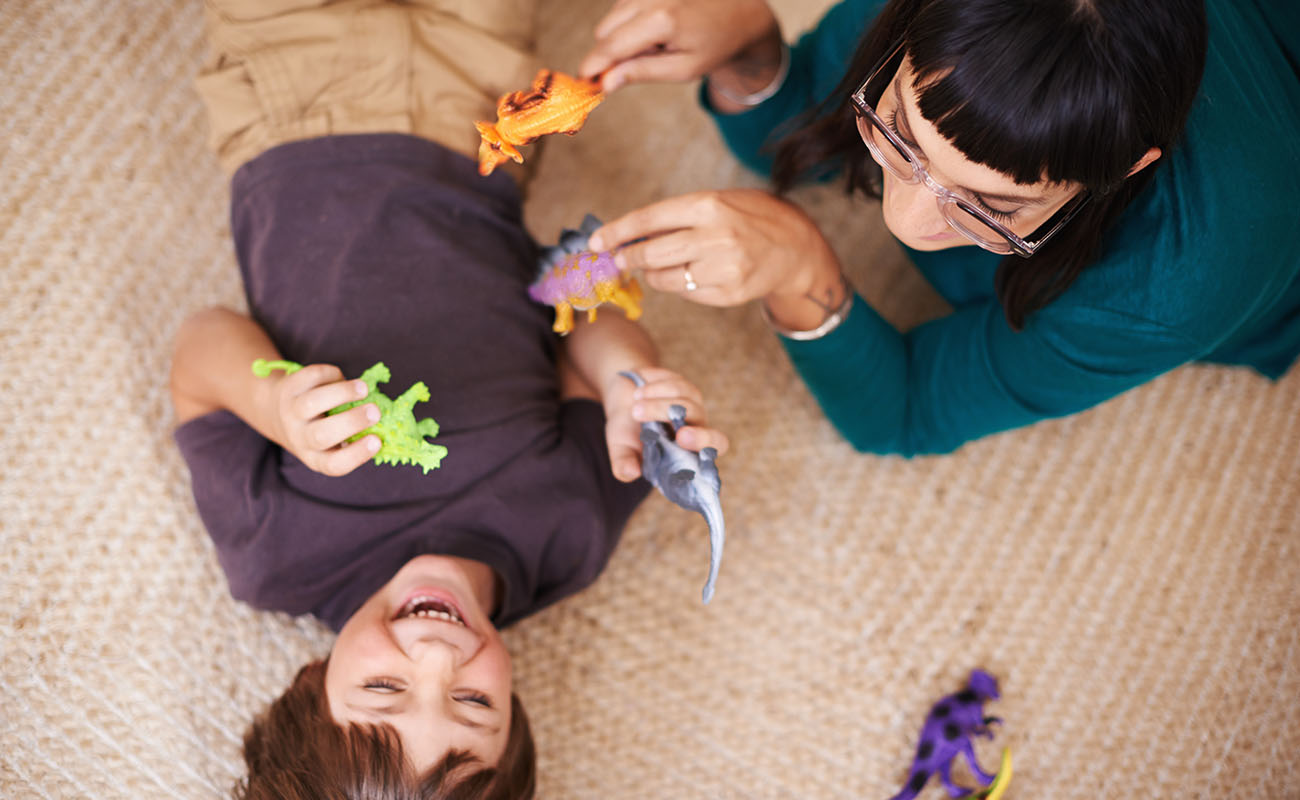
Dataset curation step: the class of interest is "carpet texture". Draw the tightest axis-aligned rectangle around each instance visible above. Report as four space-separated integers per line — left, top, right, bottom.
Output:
3 2 1298 798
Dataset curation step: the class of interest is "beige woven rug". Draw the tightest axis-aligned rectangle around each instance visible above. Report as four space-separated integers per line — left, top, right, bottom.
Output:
3 2 1298 797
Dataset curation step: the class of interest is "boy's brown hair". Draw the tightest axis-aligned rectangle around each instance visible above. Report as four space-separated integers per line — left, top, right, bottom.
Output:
234 660 535 800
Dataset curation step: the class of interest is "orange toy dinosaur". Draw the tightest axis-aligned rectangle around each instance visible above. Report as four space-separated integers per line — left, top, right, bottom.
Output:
475 70 605 176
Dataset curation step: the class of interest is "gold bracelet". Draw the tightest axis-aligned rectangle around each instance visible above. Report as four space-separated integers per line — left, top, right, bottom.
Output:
759 291 854 341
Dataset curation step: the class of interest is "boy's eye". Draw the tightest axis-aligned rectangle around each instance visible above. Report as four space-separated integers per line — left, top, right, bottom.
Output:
363 678 403 692
457 692 492 708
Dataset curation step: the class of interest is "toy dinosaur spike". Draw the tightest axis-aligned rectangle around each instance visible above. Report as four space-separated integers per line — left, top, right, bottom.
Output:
251 360 447 474
530 214 642 335
475 69 605 176
619 370 725 604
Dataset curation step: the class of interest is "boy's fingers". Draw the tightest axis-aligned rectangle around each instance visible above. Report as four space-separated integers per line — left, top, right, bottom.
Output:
632 397 706 427
283 363 344 394
306 403 380 450
319 435 381 477
605 431 644 482
293 378 369 421
675 425 729 456
611 453 643 482
633 376 704 405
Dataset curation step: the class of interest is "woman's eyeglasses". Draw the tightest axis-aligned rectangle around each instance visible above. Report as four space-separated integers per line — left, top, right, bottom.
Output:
849 43 1089 257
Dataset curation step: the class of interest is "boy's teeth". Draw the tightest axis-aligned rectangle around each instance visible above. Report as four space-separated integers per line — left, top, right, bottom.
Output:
398 595 465 625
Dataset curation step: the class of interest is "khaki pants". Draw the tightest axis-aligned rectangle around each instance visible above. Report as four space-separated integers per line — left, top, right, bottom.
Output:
195 0 541 176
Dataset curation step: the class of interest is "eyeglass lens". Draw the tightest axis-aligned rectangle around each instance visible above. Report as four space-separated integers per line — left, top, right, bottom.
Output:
854 106 1017 254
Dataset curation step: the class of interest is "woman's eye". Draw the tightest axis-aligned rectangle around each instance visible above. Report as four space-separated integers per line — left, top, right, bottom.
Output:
457 692 492 708
363 679 402 692
974 196 1019 222
885 110 919 149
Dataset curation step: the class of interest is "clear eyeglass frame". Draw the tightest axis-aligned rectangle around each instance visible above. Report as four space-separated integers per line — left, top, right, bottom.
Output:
849 42 1090 258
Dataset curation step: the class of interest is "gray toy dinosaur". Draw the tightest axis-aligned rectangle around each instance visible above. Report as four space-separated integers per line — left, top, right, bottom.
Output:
619 370 725 603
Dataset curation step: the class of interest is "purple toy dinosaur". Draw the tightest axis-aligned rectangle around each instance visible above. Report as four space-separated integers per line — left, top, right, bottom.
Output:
889 670 1003 800
529 214 642 335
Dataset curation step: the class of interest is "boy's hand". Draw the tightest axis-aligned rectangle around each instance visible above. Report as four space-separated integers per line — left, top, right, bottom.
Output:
264 364 382 477
602 366 730 482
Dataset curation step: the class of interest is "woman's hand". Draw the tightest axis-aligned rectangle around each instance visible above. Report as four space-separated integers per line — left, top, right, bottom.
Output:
263 364 382 477
579 0 782 93
589 189 844 314
602 367 730 483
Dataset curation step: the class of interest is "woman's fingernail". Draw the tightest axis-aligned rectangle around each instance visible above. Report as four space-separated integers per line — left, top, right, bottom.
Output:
355 381 368 396
366 436 381 453
366 405 381 423
589 234 605 251
632 404 645 420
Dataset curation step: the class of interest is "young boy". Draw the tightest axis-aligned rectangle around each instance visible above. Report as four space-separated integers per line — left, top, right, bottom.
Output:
169 1 728 796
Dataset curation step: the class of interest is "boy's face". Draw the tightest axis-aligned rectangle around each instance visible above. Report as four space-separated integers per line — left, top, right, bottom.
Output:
325 555 512 772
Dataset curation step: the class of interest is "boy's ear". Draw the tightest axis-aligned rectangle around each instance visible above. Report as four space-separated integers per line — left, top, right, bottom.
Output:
1126 147 1162 178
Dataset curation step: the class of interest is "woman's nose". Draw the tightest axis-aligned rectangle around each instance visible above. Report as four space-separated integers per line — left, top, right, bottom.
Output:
891 181 950 237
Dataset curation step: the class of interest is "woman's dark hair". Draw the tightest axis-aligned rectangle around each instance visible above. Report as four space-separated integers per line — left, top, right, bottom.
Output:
772 0 1208 329
234 660 536 800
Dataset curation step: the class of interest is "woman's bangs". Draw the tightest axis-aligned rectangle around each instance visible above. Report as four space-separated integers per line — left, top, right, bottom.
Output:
905 4 1140 189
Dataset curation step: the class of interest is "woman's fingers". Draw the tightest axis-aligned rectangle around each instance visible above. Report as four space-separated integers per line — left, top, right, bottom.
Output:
614 228 698 272
593 0 643 40
580 6 675 85
589 192 716 252
602 52 700 92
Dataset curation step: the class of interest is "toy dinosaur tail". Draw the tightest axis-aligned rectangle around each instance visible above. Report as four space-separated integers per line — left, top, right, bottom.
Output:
699 488 725 604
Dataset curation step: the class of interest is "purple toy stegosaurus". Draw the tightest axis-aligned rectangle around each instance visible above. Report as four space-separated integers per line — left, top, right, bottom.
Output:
530 214 642 335
889 669 1010 800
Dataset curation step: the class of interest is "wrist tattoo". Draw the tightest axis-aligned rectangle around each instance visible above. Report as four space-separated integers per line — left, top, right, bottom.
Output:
805 275 851 322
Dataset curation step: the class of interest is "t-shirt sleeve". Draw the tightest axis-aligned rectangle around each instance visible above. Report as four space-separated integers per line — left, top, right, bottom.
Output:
558 398 652 541
172 410 283 603
783 293 1204 457
702 0 888 177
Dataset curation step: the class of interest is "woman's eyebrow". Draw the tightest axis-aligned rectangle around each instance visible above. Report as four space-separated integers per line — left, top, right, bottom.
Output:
893 76 1049 206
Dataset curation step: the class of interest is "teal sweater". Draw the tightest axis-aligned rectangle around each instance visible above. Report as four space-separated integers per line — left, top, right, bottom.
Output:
707 0 1300 455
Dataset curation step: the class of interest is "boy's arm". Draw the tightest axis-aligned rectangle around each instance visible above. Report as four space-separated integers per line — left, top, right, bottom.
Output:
169 307 380 476
170 307 283 431
561 311 729 482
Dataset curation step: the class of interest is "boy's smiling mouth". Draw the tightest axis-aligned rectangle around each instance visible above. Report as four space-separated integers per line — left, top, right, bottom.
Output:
394 595 465 626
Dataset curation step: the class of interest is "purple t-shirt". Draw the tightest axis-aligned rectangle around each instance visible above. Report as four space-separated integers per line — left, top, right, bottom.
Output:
175 134 650 631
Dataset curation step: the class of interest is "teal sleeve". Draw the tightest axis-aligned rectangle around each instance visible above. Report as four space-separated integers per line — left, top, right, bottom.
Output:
703 0 887 177
782 295 1203 456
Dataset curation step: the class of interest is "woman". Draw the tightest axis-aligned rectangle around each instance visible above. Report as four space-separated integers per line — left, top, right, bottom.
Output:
580 0 1300 455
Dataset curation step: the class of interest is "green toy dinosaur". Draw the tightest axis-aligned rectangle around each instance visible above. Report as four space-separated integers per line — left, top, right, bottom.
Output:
252 359 448 474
